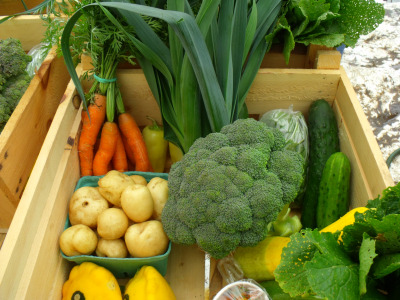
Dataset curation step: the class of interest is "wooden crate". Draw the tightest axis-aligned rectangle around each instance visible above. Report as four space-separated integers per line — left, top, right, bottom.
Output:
0 49 394 299
0 0 45 15
0 15 71 228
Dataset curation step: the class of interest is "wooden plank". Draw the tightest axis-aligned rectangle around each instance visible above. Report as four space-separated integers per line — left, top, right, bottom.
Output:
246 68 341 116
315 50 342 70
0 0 44 15
0 47 70 228
0 67 81 300
0 15 46 51
335 67 394 200
305 44 335 69
165 244 206 299
0 233 6 249
16 105 82 299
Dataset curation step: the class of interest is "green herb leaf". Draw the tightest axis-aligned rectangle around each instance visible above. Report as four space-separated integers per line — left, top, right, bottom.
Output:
359 233 377 296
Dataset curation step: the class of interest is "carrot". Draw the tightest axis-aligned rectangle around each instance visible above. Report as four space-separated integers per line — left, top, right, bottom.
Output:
78 94 106 176
93 121 119 176
112 127 128 172
122 133 136 168
118 112 153 172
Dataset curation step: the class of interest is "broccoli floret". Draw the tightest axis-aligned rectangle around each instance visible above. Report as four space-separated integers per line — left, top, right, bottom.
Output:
0 38 32 80
162 118 305 259
0 38 32 132
268 150 304 204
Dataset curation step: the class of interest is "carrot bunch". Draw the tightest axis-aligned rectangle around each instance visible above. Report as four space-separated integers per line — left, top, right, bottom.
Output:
78 83 152 177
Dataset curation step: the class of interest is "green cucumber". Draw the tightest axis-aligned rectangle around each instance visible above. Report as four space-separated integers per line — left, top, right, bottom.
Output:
301 99 339 229
316 152 351 229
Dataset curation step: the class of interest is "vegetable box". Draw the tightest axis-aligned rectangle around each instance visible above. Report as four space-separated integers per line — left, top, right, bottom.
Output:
0 48 394 299
0 15 71 229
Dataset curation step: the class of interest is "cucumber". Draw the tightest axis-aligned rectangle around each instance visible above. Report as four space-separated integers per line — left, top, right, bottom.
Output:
316 152 351 229
301 99 339 229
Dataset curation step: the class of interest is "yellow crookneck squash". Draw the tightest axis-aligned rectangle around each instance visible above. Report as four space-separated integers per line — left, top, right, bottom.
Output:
123 265 176 300
62 262 122 300
234 206 369 281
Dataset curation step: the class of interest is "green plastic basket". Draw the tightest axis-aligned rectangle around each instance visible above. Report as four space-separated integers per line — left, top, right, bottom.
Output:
61 171 171 278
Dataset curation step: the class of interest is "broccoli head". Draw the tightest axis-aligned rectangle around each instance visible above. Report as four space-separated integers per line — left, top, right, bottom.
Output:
0 38 32 132
161 118 305 259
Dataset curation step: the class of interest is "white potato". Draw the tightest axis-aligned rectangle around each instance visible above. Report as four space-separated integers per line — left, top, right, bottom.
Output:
59 224 98 256
97 207 129 239
98 170 134 207
121 184 154 222
95 238 128 258
69 186 109 228
147 177 169 221
124 220 169 258
130 175 148 186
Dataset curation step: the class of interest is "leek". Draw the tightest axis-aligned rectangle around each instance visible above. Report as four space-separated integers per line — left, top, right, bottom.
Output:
61 0 282 153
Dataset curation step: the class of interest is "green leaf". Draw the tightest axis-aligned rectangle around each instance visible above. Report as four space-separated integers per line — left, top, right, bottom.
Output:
305 232 359 300
274 229 317 297
359 233 377 296
372 253 400 279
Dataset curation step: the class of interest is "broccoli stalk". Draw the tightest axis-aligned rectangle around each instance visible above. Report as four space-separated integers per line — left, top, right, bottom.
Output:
267 203 302 237
161 118 305 259
0 38 32 132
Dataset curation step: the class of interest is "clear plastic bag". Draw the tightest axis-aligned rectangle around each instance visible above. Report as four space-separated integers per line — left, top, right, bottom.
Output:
213 279 272 300
26 43 50 77
214 256 271 300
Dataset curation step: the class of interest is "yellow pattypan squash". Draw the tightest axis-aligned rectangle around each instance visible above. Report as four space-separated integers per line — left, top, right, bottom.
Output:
123 265 176 300
62 262 122 300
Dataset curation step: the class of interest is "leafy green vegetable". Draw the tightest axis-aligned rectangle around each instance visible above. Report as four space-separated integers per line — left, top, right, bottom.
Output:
359 233 377 295
267 0 385 63
372 253 400 279
61 0 283 153
275 182 400 299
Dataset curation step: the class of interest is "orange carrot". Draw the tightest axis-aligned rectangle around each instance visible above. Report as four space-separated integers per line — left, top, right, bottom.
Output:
93 121 119 176
122 133 136 169
78 94 106 176
112 128 128 172
118 112 153 172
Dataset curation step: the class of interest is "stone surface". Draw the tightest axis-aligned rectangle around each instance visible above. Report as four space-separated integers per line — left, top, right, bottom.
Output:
341 2 400 184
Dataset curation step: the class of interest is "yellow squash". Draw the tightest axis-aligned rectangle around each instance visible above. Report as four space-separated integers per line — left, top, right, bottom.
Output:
234 207 369 281
123 265 176 300
62 262 122 300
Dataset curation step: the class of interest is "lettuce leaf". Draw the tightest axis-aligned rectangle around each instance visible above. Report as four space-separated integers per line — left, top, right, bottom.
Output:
268 0 385 63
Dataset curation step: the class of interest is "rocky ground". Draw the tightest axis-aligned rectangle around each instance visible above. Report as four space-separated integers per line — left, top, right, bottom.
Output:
341 2 400 183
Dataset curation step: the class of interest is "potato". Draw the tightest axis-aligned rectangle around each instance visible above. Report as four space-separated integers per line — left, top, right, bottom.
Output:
97 208 129 239
147 177 169 221
121 184 154 222
95 238 128 258
125 220 169 258
69 186 109 228
59 224 98 256
98 170 134 207
130 175 148 186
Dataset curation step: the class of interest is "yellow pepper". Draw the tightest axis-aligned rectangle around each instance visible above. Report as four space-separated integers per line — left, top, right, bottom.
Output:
62 262 122 300
123 265 176 300
142 117 169 173
168 142 183 164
